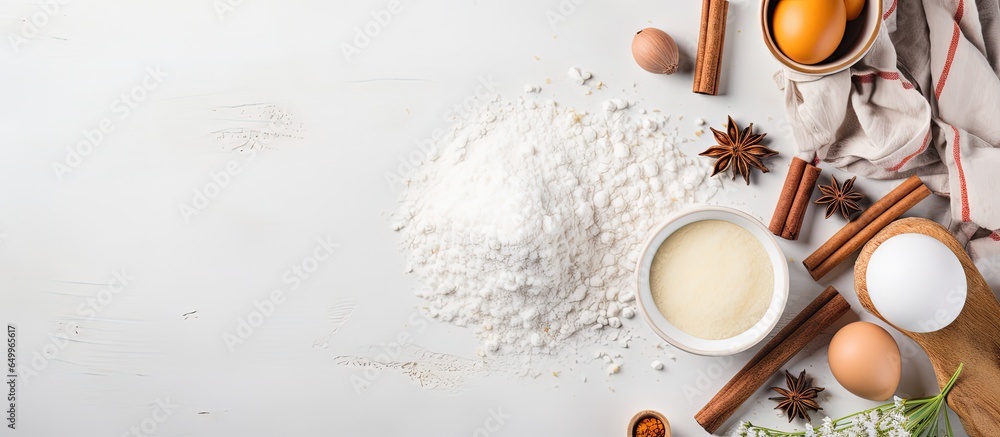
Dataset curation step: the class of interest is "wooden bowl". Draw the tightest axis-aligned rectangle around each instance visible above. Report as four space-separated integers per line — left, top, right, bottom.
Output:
627 410 671 437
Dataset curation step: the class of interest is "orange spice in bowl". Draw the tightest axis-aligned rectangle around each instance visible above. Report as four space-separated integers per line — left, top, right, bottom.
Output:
627 410 671 437
635 417 666 437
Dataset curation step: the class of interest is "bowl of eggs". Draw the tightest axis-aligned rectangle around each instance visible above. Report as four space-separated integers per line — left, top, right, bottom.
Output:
761 0 882 75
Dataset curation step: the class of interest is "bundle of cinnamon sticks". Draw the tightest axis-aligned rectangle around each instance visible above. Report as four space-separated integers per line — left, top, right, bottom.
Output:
769 157 822 240
804 175 931 280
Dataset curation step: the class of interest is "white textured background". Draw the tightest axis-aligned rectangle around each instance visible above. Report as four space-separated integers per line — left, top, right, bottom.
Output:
0 1 967 436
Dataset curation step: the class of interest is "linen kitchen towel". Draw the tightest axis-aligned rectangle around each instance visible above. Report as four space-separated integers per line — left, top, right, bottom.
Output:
777 0 1000 284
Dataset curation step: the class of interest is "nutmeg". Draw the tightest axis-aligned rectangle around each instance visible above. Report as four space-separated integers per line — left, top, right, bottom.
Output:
632 28 679 75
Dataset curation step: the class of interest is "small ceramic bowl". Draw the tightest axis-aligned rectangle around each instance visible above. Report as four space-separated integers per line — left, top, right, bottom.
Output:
760 0 883 75
627 410 671 437
634 206 789 356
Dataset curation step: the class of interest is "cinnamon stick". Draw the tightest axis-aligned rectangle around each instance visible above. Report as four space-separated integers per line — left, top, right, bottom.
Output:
804 175 923 270
804 175 929 280
695 0 711 84
780 163 821 240
694 286 851 434
769 158 807 235
807 184 931 280
693 0 728 95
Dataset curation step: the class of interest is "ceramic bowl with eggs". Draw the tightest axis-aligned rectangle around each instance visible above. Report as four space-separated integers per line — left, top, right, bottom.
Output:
761 0 883 75
634 206 789 356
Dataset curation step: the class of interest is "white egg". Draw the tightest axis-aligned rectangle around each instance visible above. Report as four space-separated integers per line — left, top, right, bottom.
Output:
866 233 967 333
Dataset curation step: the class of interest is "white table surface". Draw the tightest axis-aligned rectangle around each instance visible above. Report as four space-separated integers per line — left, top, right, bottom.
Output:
0 0 968 436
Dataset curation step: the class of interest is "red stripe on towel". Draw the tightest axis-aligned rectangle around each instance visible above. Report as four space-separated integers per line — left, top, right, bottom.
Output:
887 130 931 171
935 0 965 99
853 71 915 89
990 231 1000 241
951 126 970 222
935 22 961 100
883 0 897 20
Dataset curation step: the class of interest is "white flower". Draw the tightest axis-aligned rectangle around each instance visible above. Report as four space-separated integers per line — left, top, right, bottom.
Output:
805 423 817 437
730 421 751 437
820 417 835 436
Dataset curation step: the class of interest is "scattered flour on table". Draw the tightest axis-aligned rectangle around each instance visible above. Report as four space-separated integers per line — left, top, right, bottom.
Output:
336 345 485 394
312 300 360 349
210 103 304 151
391 91 719 365
567 66 592 85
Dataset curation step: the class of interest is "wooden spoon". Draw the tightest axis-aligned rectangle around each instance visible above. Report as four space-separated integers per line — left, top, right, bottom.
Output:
855 217 1000 435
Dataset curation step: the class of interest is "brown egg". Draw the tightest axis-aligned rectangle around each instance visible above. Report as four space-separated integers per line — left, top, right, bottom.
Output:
844 0 866 21
772 0 847 65
827 321 902 401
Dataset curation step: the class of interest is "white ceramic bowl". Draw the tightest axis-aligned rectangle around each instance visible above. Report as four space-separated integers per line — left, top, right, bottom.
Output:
760 0 883 76
635 206 789 356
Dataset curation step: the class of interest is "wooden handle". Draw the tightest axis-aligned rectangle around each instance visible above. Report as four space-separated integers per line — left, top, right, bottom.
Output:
854 218 1000 436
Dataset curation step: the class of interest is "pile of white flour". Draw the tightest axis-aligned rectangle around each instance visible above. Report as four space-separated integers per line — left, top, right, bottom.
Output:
392 94 719 358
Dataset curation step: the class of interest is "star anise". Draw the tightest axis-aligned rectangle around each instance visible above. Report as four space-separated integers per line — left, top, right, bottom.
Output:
769 369 824 423
815 175 865 220
699 116 778 185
